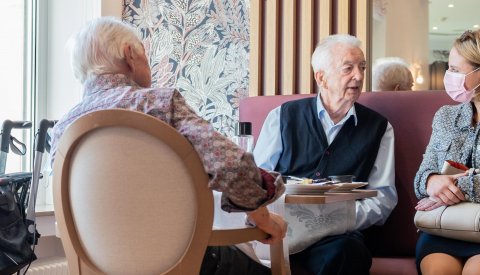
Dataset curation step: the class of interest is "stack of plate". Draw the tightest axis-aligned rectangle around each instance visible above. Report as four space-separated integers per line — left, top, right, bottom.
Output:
285 183 337 195
285 182 368 195
329 182 368 192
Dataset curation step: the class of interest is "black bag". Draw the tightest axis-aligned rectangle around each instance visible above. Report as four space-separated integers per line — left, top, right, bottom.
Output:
0 181 36 274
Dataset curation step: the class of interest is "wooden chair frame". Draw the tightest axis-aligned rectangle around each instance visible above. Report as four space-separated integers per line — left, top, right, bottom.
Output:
53 109 285 275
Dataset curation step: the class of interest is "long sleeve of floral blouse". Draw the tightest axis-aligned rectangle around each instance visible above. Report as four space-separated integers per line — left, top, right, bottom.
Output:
414 104 480 202
167 90 284 212
50 74 284 212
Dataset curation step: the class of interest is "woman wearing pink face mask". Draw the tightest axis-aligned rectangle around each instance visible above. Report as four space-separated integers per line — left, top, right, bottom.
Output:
414 29 480 275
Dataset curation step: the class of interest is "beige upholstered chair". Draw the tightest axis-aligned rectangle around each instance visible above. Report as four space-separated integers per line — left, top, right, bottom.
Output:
53 109 285 275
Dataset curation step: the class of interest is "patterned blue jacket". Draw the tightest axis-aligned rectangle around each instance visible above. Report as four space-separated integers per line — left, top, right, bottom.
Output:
414 102 480 202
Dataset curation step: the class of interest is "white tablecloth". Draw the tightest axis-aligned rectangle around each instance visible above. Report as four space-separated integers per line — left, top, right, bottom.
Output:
212 191 357 273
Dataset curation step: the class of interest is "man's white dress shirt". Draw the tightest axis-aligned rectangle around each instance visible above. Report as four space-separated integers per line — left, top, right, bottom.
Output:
253 95 397 231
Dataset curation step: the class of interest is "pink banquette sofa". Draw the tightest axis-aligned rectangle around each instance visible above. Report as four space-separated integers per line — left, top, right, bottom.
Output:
239 91 455 275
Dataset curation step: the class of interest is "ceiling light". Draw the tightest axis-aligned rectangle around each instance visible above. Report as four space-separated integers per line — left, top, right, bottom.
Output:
474 25 480 29
432 26 438 30
448 4 454 8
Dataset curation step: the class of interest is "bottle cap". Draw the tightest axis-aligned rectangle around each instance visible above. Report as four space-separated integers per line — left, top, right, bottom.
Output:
236 122 252 135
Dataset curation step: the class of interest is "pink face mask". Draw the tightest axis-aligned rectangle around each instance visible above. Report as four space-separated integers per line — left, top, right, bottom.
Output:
444 67 480 103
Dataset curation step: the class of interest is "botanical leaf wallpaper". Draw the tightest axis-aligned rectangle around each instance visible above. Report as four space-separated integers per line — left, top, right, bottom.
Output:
123 0 250 137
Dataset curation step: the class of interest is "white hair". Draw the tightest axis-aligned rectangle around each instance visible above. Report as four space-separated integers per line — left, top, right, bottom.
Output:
372 57 414 91
311 34 362 73
67 17 144 83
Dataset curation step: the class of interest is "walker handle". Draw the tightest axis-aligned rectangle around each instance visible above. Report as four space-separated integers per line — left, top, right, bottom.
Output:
35 120 57 153
1 120 32 153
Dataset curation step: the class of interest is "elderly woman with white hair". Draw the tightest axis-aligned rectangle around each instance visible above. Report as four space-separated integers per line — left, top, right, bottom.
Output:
50 17 287 275
372 57 414 91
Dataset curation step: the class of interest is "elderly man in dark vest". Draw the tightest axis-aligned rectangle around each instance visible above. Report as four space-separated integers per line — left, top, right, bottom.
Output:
253 34 397 275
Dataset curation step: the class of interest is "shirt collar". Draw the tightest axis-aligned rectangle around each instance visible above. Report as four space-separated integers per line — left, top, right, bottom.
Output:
83 74 139 97
316 94 358 126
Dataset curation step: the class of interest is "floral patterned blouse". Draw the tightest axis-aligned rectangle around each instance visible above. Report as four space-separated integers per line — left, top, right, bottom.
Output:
51 74 284 212
414 102 480 202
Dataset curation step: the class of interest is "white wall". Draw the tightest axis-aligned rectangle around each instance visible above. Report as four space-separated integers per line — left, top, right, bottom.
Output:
372 0 430 90
46 0 121 120
47 1 86 120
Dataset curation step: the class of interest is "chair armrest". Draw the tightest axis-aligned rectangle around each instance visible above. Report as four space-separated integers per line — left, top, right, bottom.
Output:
209 227 268 246
209 227 287 275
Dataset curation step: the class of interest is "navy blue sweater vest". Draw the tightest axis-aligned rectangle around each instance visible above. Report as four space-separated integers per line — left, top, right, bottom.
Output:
275 97 388 181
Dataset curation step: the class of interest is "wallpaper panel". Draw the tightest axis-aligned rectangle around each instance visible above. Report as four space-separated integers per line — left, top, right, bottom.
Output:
124 0 250 136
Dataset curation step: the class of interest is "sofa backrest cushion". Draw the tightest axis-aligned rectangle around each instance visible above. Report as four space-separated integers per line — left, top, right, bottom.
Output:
240 91 455 257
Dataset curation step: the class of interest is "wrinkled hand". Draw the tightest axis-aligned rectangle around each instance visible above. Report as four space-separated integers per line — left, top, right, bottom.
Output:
426 173 466 205
247 207 287 245
415 197 447 211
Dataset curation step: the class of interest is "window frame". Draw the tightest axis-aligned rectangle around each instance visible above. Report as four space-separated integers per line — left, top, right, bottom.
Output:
24 0 50 206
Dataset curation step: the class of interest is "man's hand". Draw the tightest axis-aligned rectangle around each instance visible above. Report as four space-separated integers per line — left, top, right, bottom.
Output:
426 173 466 205
415 197 446 211
247 206 287 245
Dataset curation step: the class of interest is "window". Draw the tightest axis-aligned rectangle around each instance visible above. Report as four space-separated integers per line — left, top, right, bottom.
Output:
0 1 28 173
0 0 51 207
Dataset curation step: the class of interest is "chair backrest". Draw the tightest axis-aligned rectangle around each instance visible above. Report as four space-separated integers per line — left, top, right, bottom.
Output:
240 91 455 257
53 109 214 275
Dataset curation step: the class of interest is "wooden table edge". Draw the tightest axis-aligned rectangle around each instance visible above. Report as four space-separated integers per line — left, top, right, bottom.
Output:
284 189 378 204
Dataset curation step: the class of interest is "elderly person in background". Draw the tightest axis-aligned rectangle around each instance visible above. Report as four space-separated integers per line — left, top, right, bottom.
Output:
50 17 287 275
254 34 397 275
414 29 480 275
372 57 414 91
